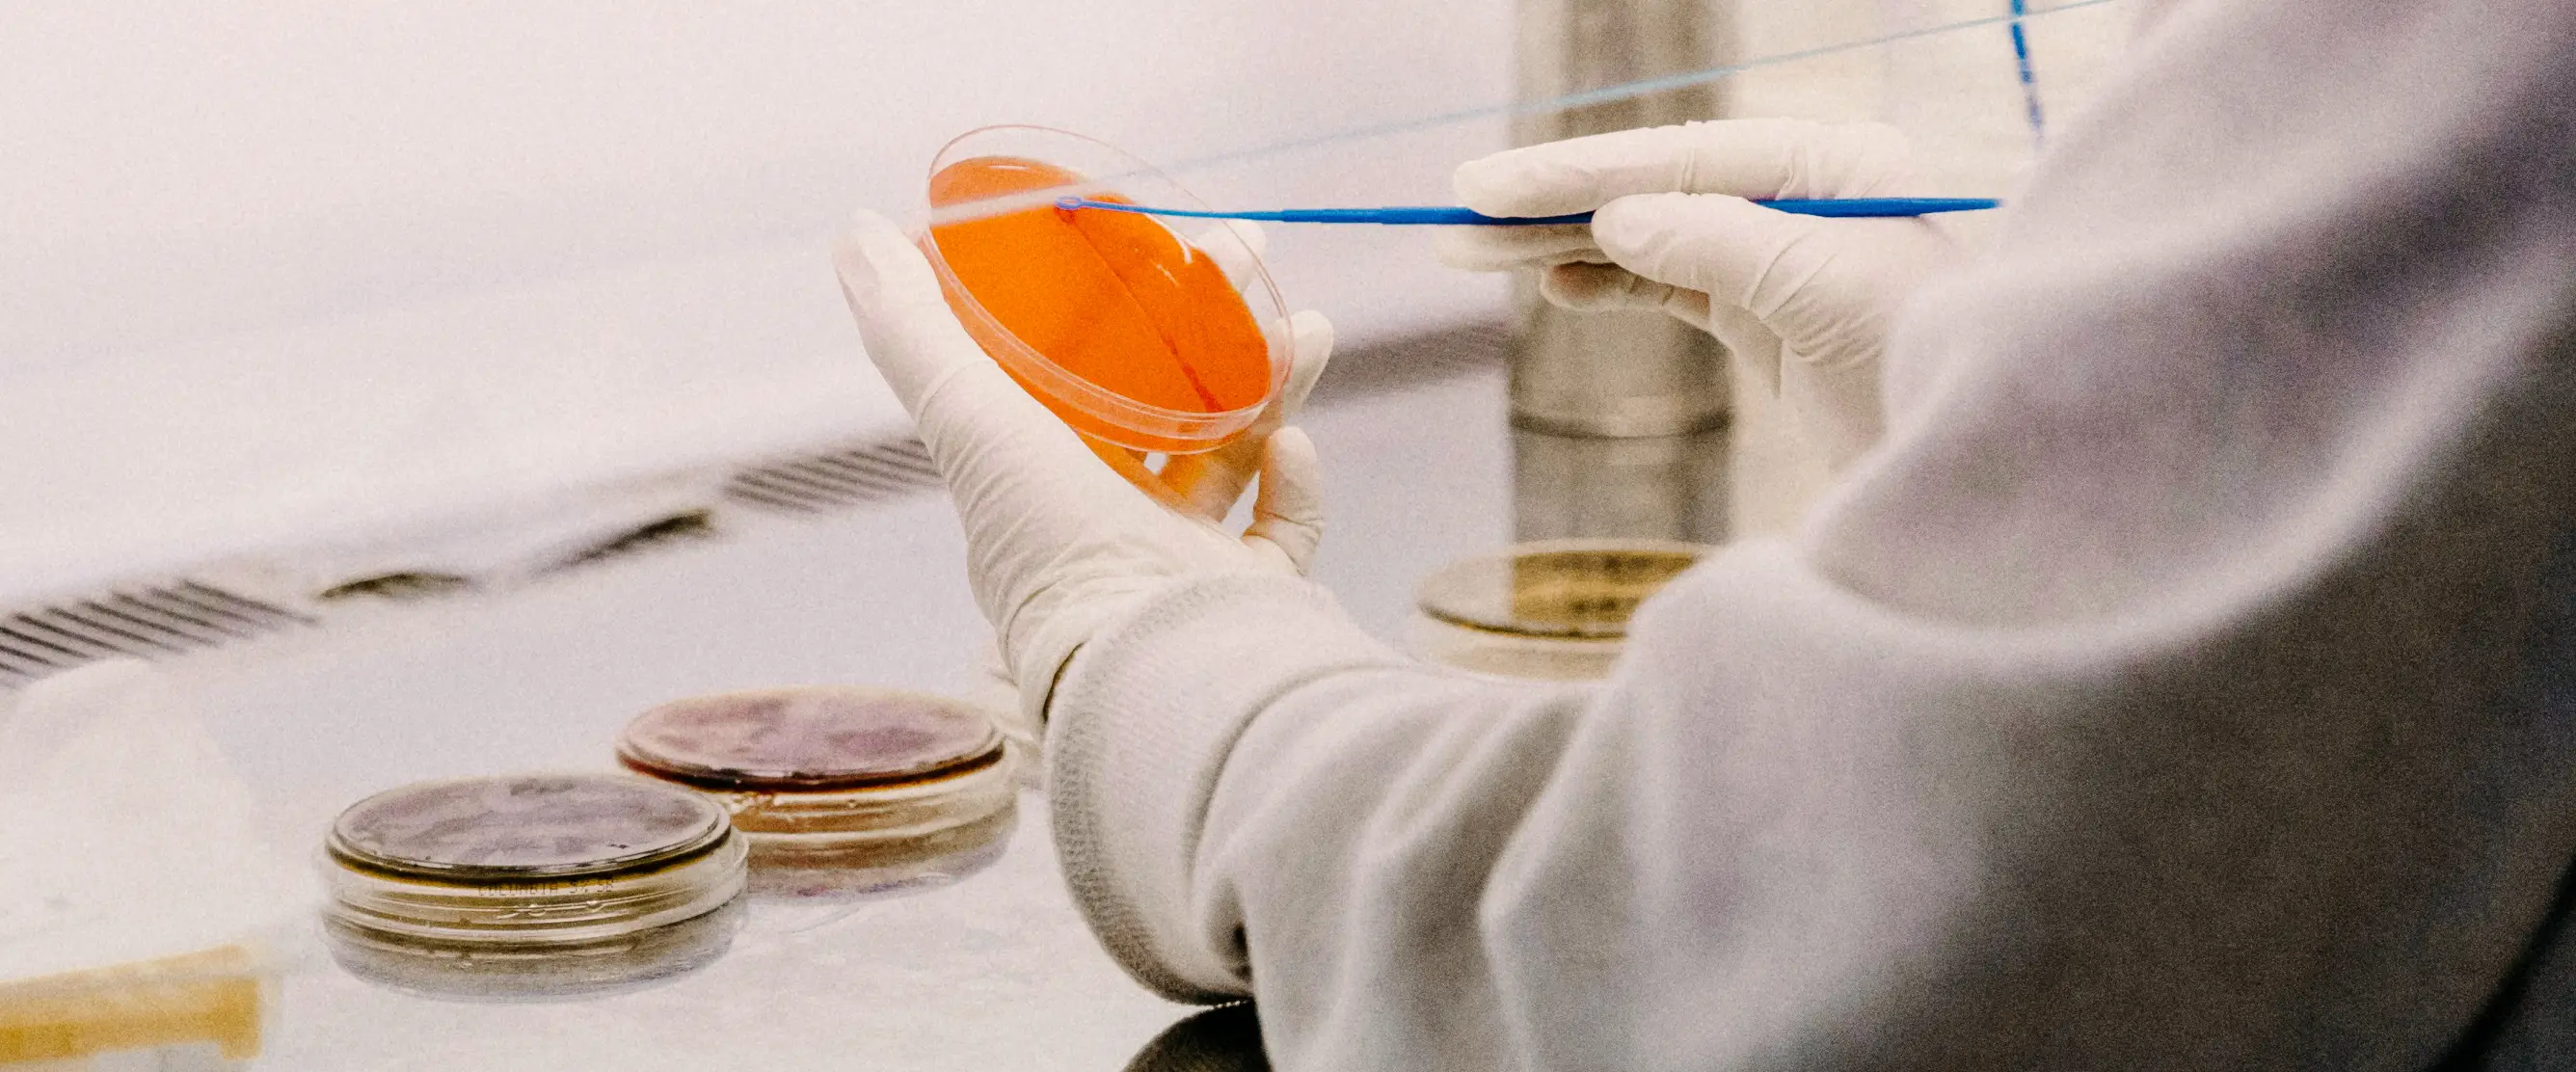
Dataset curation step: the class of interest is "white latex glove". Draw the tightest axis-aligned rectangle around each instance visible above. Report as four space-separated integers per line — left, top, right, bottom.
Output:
835 210 1332 731
961 222 1330 768
1435 118 1959 468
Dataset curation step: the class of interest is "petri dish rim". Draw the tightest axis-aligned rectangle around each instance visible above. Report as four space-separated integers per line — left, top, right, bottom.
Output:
1414 538 1716 641
614 685 1007 794
325 773 735 885
321 895 748 1003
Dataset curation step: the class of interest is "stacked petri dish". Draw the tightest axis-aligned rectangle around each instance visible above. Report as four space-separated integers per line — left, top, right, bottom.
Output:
617 686 1018 898
1412 539 1714 681
320 773 748 1001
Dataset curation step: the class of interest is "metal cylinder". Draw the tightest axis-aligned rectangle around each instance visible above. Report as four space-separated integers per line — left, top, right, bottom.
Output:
1513 425 1731 544
1509 0 1735 438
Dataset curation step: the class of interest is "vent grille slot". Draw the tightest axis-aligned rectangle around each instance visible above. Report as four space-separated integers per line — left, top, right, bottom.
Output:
0 320 1511 688
557 509 720 570
0 582 313 687
726 438 943 515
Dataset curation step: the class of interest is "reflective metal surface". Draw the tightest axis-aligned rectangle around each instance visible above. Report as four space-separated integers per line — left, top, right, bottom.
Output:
1512 424 1730 543
1507 0 1735 438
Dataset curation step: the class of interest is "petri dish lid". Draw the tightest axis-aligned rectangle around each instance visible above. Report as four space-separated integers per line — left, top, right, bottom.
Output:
916 124 1291 455
1416 539 1714 641
327 773 733 882
616 686 1005 793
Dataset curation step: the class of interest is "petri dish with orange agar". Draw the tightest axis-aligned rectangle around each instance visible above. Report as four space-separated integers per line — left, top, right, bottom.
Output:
918 125 1291 454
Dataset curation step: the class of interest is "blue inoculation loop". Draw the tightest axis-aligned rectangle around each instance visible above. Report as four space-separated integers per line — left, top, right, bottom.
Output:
1052 199 1589 226
2009 0 2046 146
1055 197 1999 227
1754 199 2001 218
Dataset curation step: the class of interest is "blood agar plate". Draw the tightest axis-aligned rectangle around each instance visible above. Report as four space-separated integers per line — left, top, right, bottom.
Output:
617 686 1017 897
320 773 747 1000
1411 540 1713 681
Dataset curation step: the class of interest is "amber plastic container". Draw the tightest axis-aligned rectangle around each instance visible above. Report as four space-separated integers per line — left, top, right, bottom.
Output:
0 945 272 1068
918 125 1291 454
617 686 1018 897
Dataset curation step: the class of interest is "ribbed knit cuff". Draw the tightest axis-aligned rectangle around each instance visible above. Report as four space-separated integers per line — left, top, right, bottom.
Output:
1046 572 1406 1002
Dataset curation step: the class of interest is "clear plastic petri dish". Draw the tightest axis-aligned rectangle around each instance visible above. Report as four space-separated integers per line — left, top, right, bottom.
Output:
320 773 747 1000
918 124 1292 455
322 898 746 1004
1411 539 1715 681
615 686 1019 898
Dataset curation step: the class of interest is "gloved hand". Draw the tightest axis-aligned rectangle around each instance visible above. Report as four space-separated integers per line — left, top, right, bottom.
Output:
1435 118 1958 467
835 210 1333 733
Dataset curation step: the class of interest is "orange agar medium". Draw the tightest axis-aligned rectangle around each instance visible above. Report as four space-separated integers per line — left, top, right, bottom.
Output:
925 156 1273 449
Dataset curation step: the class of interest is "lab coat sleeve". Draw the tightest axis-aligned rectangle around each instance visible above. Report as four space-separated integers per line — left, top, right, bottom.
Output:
1045 0 2576 1066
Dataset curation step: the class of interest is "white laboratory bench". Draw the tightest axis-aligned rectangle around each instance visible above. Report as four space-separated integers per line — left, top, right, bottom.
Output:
156 348 1515 1071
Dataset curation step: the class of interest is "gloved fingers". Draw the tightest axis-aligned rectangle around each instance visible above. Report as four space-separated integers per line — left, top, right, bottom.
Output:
839 207 1165 630
1275 308 1334 420
1190 219 1270 291
1454 119 1915 218
1587 192 1837 318
1704 301 1786 396
1241 426 1325 573
835 209 1045 424
1595 192 1946 374
1540 263 1784 393
965 637 1043 748
1159 450 1252 523
1538 262 1710 330
1431 224 1601 272
1161 310 1333 520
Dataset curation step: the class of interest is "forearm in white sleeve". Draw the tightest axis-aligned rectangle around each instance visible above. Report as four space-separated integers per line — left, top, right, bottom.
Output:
1045 0 2576 1067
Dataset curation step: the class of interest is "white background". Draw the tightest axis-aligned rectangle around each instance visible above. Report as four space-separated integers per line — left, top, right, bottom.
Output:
0 0 2129 603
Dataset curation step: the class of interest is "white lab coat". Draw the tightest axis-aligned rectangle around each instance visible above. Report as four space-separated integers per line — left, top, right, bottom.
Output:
1044 0 2576 1066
